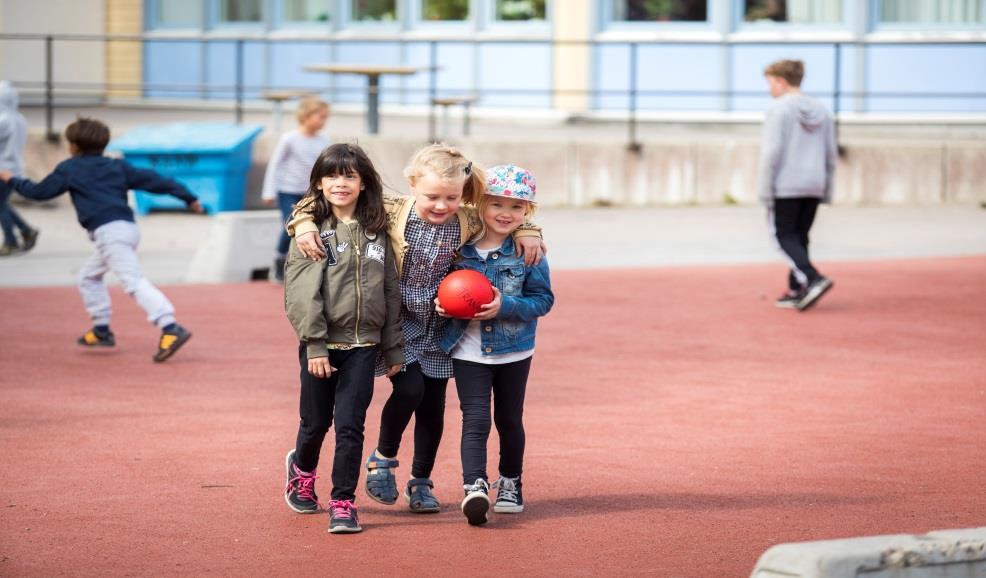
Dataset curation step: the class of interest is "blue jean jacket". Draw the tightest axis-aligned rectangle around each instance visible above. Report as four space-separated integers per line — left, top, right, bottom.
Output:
439 235 554 356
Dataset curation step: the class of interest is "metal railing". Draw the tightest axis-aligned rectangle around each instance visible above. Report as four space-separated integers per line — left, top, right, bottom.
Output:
2 33 985 151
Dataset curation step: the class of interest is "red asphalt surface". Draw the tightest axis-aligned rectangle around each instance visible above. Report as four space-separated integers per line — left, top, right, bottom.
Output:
1 257 985 577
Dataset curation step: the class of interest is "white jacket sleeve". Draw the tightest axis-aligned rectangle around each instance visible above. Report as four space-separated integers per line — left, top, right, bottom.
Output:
261 134 290 201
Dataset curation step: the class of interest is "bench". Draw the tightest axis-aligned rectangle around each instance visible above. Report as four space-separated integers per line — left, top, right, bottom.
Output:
430 95 478 141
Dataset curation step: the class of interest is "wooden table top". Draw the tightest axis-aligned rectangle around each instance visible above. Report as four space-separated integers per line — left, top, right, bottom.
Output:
303 64 432 76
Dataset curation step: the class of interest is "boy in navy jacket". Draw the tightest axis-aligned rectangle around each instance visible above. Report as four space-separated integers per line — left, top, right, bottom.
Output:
0 117 201 362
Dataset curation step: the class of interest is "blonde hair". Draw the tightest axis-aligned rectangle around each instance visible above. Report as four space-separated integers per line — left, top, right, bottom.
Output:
296 96 329 122
403 143 486 205
471 193 535 243
764 59 804 87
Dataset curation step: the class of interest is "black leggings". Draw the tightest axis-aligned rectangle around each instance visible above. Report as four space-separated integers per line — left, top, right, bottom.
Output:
376 363 448 479
453 356 532 485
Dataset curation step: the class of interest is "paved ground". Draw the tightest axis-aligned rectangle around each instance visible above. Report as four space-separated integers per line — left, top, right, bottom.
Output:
1 257 984 577
3 199 986 287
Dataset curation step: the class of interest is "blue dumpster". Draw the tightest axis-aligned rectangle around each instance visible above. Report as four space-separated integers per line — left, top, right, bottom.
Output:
108 123 263 215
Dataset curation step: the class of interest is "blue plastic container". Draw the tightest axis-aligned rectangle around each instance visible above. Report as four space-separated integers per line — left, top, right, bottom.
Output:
108 123 264 215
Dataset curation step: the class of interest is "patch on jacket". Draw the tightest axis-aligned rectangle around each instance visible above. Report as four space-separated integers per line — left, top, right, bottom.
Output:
366 243 385 263
319 231 338 266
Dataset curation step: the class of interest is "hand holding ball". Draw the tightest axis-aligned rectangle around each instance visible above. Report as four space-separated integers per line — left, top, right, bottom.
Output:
437 270 495 319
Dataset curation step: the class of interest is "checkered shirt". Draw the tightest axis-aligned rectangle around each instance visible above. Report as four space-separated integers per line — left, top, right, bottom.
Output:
376 210 460 379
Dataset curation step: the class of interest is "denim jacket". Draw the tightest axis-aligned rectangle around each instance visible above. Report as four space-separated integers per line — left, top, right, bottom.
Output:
439 235 554 356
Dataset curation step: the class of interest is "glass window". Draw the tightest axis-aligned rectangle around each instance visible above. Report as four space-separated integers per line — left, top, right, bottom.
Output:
283 0 330 22
612 0 708 22
155 0 204 27
879 0 982 24
744 0 841 23
495 0 547 21
352 0 397 21
220 0 263 22
423 0 469 20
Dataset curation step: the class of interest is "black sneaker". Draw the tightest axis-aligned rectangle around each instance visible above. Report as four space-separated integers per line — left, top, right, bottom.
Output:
284 449 319 514
77 327 116 347
775 291 802 309
328 499 362 534
461 478 490 526
797 277 834 311
21 228 39 252
271 256 285 284
493 476 524 514
153 324 192 362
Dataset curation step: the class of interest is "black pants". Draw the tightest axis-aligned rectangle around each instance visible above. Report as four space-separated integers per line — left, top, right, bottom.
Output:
376 362 448 479
454 357 532 485
294 344 376 502
772 197 822 290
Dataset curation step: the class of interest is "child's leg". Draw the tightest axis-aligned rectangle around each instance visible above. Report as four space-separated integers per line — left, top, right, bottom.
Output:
377 362 428 459
0 182 17 246
327 346 376 501
275 192 298 257
96 221 177 328
409 373 449 479
770 199 819 287
78 245 113 327
453 359 495 485
295 344 338 472
491 357 532 479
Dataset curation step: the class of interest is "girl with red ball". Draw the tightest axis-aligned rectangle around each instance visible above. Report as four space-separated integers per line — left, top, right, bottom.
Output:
436 164 555 526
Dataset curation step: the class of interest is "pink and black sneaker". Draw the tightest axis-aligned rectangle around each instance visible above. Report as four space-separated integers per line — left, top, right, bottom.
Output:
328 500 361 534
284 449 319 514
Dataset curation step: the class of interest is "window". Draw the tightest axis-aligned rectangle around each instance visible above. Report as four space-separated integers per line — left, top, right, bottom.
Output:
220 0 263 23
744 0 841 24
612 0 708 22
879 0 982 24
352 0 397 21
495 0 547 21
153 0 204 27
283 0 330 22
423 0 469 21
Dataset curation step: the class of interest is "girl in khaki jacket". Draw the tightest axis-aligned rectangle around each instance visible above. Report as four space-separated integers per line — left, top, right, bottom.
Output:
282 143 402 535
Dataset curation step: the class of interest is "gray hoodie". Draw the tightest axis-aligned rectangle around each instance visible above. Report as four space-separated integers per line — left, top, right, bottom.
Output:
757 93 836 206
0 81 27 175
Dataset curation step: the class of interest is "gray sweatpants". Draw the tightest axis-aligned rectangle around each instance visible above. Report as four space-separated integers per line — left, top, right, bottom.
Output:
79 220 176 329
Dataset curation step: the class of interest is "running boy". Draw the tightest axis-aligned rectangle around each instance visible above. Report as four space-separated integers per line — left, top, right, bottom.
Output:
0 117 201 361
437 164 554 525
759 59 837 311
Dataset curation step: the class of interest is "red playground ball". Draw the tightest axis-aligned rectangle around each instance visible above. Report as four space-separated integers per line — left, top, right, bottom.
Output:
437 270 495 319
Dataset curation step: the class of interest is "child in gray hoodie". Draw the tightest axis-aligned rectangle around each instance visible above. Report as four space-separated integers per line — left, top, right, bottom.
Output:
0 81 38 256
758 59 836 311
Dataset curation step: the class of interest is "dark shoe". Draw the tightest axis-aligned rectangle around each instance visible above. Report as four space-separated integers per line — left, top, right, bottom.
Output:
328 500 362 534
21 228 39 252
775 290 803 309
364 451 400 505
77 327 116 347
271 256 285 284
493 476 524 514
797 277 834 311
0 244 17 256
461 478 490 525
404 478 441 513
284 449 319 514
153 324 192 362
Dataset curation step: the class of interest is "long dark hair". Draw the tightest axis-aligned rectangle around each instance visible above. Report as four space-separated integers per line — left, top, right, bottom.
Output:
300 143 387 233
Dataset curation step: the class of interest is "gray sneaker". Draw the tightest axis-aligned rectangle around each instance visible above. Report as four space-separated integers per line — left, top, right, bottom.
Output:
493 476 524 513
461 478 490 526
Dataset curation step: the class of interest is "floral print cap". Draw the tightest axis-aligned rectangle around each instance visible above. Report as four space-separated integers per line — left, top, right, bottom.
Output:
486 164 537 204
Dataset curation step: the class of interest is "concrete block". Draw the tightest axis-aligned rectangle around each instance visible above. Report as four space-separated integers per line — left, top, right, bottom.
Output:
944 146 986 204
750 527 986 578
185 211 281 283
837 146 944 205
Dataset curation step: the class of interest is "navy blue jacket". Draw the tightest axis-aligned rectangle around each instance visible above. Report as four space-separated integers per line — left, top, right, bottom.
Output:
9 154 197 231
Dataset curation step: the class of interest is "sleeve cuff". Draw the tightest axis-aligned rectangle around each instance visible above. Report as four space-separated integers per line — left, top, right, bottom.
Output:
306 340 327 359
293 221 319 236
383 347 404 367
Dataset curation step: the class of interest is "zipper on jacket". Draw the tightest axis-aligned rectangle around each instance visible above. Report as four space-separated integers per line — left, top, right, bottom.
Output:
345 221 363 344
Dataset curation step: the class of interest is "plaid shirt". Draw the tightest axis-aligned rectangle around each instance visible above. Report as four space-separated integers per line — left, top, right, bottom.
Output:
376 210 461 379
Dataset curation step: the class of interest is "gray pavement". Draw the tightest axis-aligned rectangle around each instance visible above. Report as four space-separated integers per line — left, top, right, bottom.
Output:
2 197 984 288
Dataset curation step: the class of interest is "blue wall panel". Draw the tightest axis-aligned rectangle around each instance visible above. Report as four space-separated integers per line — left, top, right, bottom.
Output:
867 44 986 112
144 41 204 99
478 43 551 108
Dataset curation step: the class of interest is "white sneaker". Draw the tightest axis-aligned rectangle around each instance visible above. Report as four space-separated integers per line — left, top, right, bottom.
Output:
461 478 490 525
